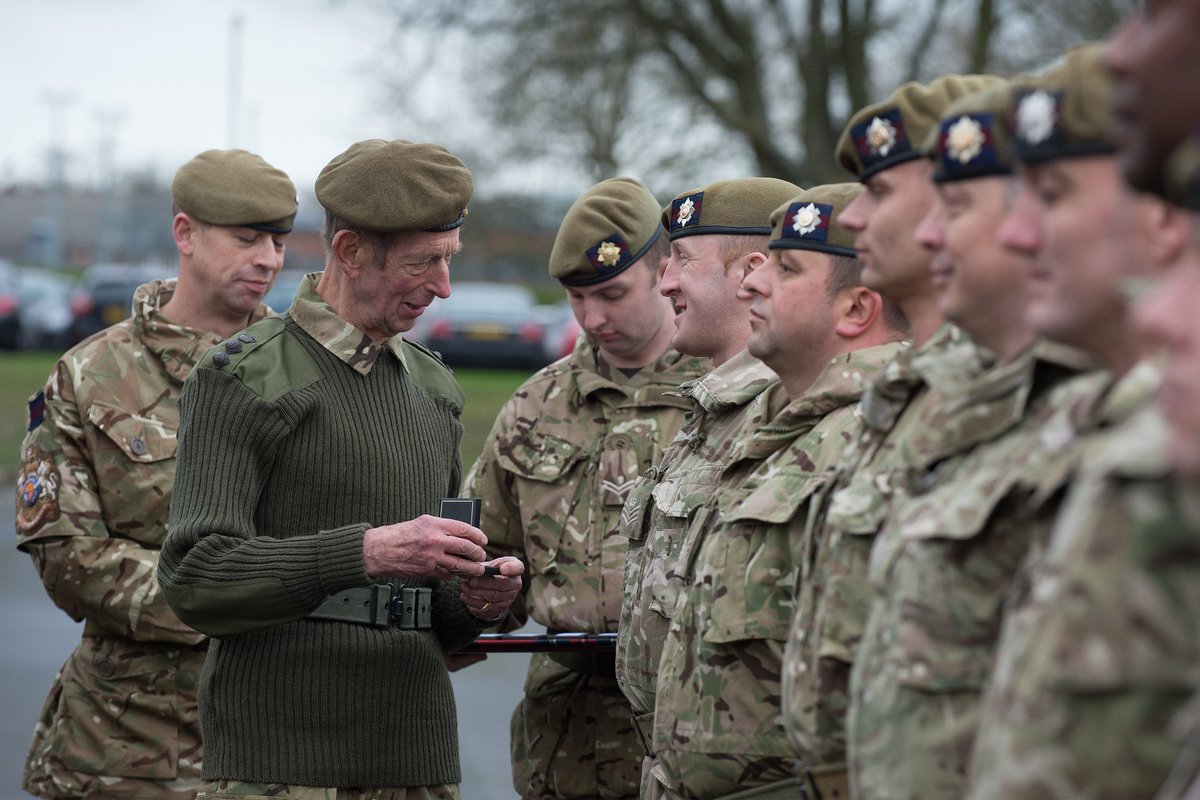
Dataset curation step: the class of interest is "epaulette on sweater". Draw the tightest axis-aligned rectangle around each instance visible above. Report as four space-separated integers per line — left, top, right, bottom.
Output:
198 317 323 403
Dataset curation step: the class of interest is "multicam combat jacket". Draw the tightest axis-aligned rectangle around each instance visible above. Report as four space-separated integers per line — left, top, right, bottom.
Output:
846 341 1098 800
649 344 900 800
968 362 1200 800
469 337 708 633
616 350 785 727
15 280 270 799
466 336 708 799
782 325 981 771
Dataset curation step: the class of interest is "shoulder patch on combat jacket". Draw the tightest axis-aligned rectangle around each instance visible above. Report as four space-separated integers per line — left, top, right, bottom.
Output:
27 390 45 431
199 317 324 403
402 338 465 413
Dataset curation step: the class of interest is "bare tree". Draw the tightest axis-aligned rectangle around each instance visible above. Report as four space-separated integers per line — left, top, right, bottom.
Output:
380 0 1136 187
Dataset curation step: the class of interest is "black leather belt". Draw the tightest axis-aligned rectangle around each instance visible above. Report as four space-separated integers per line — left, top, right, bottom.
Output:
308 584 433 629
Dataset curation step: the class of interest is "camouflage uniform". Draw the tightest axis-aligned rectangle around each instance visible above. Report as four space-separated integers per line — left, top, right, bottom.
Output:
465 335 708 799
968 363 1200 799
15 279 270 799
616 350 787 796
845 342 1097 800
648 344 900 799
780 325 981 791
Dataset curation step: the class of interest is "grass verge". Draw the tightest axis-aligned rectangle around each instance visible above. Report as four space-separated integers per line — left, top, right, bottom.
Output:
0 352 531 482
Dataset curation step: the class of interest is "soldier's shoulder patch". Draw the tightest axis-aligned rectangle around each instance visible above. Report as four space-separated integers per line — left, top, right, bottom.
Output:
402 339 466 411
404 338 452 372
218 318 322 403
27 390 45 432
16 444 61 536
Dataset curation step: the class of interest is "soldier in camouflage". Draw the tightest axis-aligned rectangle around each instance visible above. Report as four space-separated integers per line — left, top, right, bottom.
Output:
647 183 907 799
1138 136 1200 800
465 178 709 799
612 177 800 798
845 72 1104 799
963 45 1200 800
14 149 297 799
781 74 1001 798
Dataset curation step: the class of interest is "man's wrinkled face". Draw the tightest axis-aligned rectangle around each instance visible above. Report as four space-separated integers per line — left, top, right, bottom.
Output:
659 234 751 358
1134 242 1200 479
353 228 459 340
566 261 672 367
998 158 1143 351
1106 0 1200 193
916 177 1031 346
837 159 937 304
189 221 287 316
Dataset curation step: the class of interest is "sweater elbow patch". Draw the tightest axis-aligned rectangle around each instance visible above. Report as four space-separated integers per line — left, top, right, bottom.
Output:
163 576 299 637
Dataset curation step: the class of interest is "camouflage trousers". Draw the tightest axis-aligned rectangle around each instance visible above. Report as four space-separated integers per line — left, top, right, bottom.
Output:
510 652 642 799
195 780 458 799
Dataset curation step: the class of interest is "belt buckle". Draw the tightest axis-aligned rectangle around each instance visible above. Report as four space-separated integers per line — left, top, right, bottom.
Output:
388 586 433 629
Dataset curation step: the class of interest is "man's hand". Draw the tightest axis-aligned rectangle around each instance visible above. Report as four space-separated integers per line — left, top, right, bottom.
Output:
459 556 524 621
363 515 489 579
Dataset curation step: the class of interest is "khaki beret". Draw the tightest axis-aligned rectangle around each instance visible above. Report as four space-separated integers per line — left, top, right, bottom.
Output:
663 177 803 240
549 178 663 286
172 149 297 232
1010 43 1115 163
769 183 864 257
922 81 1016 183
315 139 473 233
1163 135 1200 211
836 74 1007 181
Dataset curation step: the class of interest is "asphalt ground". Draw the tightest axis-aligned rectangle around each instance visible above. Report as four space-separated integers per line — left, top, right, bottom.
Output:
0 494 533 799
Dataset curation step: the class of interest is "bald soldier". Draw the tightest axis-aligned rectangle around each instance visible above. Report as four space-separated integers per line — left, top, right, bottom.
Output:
465 178 709 800
781 73 1001 798
159 140 523 799
646 184 906 799
15 149 295 799
965 46 1200 799
614 177 799 797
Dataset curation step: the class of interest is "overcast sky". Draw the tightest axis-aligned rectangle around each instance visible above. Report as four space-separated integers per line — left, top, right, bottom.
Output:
0 0 468 198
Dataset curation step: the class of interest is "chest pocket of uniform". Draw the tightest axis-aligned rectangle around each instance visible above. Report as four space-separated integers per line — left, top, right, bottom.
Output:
496 433 586 484
647 467 724 619
883 466 1029 692
599 420 661 507
90 402 178 464
695 474 823 645
495 433 587 574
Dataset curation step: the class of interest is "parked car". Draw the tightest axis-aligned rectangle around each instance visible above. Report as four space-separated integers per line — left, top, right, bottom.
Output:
17 269 76 351
70 263 173 342
539 300 582 363
409 282 548 369
0 260 19 349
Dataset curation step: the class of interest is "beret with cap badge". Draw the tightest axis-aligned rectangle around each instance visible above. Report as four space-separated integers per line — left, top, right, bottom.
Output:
663 177 803 240
315 139 473 233
836 73 1007 182
549 177 664 287
172 149 297 233
769 183 864 257
922 81 1016 183
1009 43 1116 164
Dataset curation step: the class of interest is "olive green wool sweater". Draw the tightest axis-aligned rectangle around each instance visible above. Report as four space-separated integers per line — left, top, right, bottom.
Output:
160 315 485 787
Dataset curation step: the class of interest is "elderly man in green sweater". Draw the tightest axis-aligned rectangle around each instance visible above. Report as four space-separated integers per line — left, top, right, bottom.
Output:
158 139 523 800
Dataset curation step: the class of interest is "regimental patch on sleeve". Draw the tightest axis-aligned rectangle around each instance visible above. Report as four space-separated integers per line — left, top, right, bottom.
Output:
15 445 61 535
27 391 45 432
